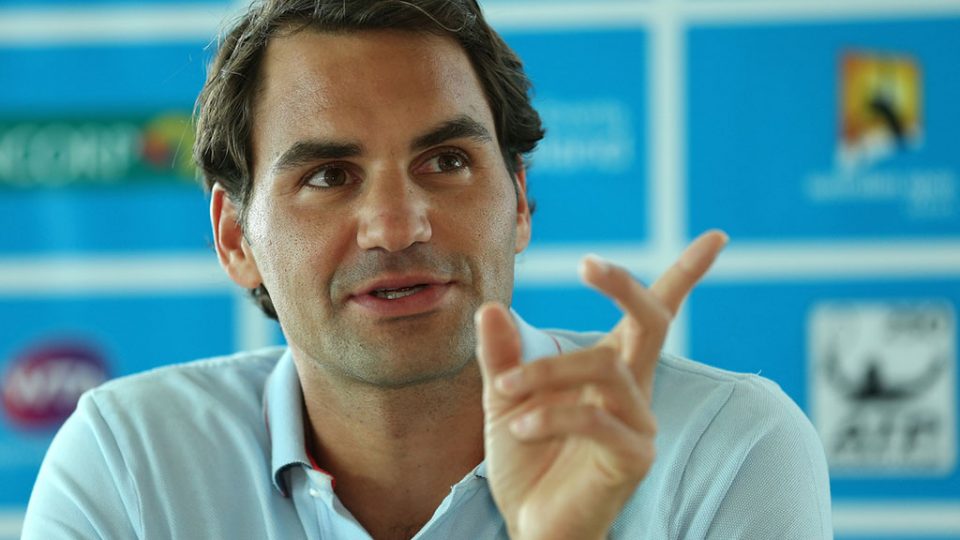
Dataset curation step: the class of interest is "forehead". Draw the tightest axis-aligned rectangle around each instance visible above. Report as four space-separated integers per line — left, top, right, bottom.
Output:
251 28 494 164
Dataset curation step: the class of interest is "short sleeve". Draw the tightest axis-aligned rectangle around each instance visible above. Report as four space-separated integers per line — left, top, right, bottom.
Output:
699 378 833 539
21 391 141 540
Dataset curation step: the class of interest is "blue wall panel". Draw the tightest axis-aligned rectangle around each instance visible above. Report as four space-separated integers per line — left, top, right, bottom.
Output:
689 279 960 503
0 43 210 112
504 29 649 244
687 19 960 241
0 292 237 505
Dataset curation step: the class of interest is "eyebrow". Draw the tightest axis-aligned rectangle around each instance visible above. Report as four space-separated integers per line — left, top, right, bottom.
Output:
271 140 362 174
410 114 493 152
270 114 493 175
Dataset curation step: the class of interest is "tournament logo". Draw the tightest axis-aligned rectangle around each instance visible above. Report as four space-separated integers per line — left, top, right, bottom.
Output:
809 302 956 475
805 50 956 222
838 51 922 171
1 341 110 429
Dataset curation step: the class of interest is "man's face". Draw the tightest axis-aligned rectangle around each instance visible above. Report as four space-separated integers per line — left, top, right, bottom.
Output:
237 29 531 387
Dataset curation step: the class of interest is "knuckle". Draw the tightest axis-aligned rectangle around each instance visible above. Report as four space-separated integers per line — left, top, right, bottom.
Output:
634 442 656 474
640 410 658 436
531 408 551 432
592 352 621 378
578 406 605 432
643 440 657 464
610 356 632 380
621 436 656 479
528 358 553 383
646 306 671 334
595 343 620 361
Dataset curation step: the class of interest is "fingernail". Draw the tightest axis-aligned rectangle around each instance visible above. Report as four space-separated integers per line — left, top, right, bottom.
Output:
580 254 611 278
679 232 728 272
495 368 526 395
510 412 540 437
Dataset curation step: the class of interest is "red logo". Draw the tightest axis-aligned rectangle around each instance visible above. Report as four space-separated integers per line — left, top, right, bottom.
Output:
2 342 109 429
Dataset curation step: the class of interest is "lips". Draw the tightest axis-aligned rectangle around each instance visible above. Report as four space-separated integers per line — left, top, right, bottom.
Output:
370 284 428 300
348 275 454 318
352 275 448 299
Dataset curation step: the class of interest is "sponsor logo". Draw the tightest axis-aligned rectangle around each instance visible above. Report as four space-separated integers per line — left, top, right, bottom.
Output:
804 51 957 221
809 301 956 475
533 99 636 175
838 51 922 171
0 112 196 188
1 341 110 429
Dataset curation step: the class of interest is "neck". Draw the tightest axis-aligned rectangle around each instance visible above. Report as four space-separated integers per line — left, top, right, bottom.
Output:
293 351 485 539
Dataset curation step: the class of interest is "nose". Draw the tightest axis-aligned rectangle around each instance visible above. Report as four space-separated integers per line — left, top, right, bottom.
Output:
356 172 432 252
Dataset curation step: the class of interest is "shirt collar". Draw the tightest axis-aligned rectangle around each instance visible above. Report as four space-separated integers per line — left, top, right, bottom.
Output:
263 309 563 492
512 308 564 363
263 348 311 497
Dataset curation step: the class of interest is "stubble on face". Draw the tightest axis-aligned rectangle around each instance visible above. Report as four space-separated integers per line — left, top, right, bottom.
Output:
245 29 526 392
316 243 484 389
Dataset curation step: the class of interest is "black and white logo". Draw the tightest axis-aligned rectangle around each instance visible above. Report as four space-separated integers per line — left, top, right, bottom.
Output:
809 301 956 475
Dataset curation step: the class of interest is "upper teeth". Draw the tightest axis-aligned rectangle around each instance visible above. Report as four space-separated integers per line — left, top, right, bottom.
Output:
374 286 424 300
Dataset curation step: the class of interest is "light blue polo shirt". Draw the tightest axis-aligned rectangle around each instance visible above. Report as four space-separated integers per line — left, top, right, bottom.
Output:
22 313 832 539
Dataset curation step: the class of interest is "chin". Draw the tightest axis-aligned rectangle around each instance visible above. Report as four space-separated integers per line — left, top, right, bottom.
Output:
347 328 478 389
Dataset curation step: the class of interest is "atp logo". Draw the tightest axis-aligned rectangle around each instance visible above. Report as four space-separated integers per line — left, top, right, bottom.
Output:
809 302 956 475
1 341 110 430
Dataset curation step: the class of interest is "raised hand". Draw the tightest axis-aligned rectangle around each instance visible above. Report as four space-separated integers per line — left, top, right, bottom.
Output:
476 230 729 540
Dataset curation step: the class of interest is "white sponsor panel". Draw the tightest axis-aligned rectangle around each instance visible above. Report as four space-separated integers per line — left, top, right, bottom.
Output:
809 301 956 475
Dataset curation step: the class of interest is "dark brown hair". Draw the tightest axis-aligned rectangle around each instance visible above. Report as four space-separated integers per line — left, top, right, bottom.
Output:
193 0 544 319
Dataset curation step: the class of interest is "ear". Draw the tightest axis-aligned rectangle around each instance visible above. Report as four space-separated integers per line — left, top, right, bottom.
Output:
211 183 263 289
513 162 532 254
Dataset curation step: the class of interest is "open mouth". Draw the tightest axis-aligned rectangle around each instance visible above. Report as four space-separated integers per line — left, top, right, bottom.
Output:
371 285 428 300
350 280 451 317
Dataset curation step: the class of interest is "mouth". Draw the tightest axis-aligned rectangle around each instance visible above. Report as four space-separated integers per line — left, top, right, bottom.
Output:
369 284 429 300
347 276 455 318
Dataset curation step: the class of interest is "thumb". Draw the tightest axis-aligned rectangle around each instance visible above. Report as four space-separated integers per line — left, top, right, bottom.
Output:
475 302 522 415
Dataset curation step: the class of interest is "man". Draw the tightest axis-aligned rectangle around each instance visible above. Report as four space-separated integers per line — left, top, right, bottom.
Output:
23 0 832 538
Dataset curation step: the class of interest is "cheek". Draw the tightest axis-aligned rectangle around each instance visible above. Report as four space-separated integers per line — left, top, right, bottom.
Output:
448 182 516 241
464 188 520 268
248 205 342 293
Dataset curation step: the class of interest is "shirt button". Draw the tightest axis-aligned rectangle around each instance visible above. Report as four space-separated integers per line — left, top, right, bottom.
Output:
309 488 321 498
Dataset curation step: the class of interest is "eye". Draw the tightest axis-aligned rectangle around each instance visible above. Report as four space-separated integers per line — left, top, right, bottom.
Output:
416 150 470 175
304 165 355 188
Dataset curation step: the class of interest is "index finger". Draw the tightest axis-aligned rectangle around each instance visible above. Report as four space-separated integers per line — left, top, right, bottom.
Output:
651 230 728 315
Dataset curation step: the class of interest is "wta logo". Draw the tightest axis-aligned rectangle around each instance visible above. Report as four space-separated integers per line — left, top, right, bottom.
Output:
1 342 110 429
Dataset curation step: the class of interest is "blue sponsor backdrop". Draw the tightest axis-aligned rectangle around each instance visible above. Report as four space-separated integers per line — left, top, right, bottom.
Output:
689 279 960 501
0 43 209 112
505 28 649 245
0 184 211 253
0 42 212 254
0 0 229 6
0 0 958 537
513 284 624 334
0 292 237 504
687 19 960 241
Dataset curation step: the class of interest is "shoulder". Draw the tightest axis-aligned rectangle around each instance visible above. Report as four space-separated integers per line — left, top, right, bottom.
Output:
543 327 805 432
71 346 288 492
654 352 808 434
78 347 286 437
544 328 831 537
641 355 831 537
86 347 284 407
25 348 291 539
